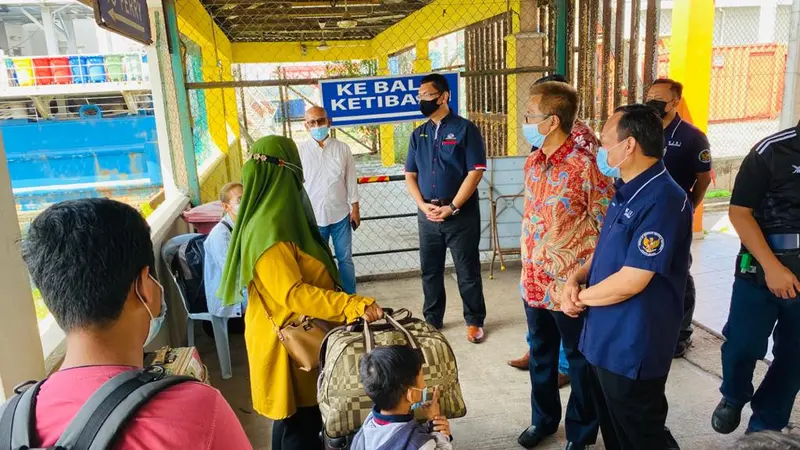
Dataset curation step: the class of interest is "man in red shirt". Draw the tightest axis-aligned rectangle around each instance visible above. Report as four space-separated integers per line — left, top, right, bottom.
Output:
509 74 600 389
516 82 612 450
18 198 252 449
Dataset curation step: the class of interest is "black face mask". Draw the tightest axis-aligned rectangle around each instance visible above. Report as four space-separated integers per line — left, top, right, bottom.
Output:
645 99 669 119
419 97 442 117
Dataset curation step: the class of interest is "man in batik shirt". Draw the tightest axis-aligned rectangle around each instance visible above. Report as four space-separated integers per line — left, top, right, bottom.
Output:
509 74 599 390
516 81 613 450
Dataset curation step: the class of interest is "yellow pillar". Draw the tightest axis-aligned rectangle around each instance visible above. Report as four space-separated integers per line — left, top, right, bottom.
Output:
506 0 521 156
377 56 395 167
669 0 714 238
413 40 432 73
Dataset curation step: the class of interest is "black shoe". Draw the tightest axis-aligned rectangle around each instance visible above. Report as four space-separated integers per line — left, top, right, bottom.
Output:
425 319 443 330
517 425 555 448
712 398 743 434
674 338 692 358
564 443 586 450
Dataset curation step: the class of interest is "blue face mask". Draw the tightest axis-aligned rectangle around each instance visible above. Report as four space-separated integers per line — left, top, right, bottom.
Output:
596 141 628 179
136 274 166 347
522 117 552 149
310 126 329 142
409 386 429 411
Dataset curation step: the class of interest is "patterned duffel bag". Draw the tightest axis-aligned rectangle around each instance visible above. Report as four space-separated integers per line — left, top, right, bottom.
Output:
317 308 467 444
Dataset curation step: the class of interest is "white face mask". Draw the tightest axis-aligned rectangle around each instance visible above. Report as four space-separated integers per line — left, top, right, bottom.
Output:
136 274 166 347
231 203 240 216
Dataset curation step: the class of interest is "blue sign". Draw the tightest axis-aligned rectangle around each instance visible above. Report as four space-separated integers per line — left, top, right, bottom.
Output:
94 0 151 45
319 72 460 127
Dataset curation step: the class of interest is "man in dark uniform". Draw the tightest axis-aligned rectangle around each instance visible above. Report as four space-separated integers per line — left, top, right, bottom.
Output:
405 73 488 343
646 78 712 358
711 124 800 435
562 104 692 450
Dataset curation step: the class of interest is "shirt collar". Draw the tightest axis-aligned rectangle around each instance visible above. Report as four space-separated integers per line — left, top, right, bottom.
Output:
665 113 682 139
531 135 575 166
615 161 667 202
429 110 455 128
372 406 414 424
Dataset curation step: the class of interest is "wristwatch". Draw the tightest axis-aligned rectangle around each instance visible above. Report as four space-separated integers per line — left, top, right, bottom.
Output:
449 203 460 216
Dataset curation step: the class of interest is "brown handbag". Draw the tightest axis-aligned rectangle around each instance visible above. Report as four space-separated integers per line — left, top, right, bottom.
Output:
258 294 333 371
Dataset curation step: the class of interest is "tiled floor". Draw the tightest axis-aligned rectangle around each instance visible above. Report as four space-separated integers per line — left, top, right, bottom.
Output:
690 229 740 336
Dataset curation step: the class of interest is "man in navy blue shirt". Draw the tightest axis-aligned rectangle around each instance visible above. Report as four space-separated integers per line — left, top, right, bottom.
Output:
562 104 693 450
646 78 712 358
404 73 488 343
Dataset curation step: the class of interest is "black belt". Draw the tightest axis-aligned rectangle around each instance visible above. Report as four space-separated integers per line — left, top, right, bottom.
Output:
767 233 800 251
424 198 454 207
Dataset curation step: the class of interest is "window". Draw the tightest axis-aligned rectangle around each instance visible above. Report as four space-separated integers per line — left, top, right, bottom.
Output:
1 2 174 327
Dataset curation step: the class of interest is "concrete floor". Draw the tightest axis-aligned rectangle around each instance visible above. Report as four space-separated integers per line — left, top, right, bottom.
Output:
196 265 798 449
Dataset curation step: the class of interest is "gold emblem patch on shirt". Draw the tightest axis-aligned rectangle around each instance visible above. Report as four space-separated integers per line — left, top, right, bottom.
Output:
698 149 712 163
638 232 665 257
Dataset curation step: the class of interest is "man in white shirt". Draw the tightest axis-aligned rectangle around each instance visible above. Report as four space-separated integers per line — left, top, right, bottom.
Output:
204 182 245 318
298 105 360 293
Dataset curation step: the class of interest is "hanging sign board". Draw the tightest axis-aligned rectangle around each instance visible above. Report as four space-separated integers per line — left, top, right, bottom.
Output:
94 0 152 45
319 72 460 127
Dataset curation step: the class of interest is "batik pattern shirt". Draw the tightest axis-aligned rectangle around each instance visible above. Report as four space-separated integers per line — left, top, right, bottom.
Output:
571 119 599 155
520 136 613 310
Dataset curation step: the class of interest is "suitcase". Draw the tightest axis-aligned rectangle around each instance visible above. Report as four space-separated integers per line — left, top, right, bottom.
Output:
317 309 467 447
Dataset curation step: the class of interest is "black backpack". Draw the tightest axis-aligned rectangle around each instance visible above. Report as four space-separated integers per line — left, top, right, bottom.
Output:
172 222 233 314
0 367 194 450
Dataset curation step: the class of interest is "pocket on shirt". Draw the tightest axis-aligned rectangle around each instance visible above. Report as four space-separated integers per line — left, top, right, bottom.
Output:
440 143 458 155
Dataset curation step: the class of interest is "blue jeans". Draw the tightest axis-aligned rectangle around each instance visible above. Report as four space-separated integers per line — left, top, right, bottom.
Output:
721 277 800 432
527 332 569 375
318 215 356 294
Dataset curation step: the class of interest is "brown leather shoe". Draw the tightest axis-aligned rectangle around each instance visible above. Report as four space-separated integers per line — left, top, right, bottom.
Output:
558 373 571 389
467 326 485 343
508 351 530 370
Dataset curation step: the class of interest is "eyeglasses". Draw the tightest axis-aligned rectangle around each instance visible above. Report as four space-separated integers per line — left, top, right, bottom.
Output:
305 118 328 127
523 114 551 124
416 92 441 102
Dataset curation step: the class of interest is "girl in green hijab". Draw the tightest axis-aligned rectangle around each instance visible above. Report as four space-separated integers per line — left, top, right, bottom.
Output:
219 136 382 450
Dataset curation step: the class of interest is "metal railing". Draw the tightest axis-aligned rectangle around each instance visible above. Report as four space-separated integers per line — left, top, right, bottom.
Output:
353 174 419 259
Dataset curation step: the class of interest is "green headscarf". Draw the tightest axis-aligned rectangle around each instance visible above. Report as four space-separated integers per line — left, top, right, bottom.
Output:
218 135 341 306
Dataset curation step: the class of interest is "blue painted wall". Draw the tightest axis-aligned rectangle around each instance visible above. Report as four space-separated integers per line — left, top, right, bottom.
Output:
1 115 162 209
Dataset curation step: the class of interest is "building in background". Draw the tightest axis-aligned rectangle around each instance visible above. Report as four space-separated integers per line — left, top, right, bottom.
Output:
0 0 160 224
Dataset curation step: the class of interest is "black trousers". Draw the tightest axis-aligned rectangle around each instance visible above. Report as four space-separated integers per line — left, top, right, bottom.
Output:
417 197 486 328
678 254 696 345
590 366 680 450
526 304 598 444
271 406 323 450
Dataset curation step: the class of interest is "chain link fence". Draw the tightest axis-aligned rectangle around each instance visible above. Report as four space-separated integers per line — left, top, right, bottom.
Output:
171 0 664 276
656 4 791 160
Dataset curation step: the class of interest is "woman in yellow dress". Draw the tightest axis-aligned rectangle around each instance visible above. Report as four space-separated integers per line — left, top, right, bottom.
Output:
219 135 383 449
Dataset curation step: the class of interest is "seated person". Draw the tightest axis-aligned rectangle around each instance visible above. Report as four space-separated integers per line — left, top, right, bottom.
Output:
353 345 453 450
21 198 251 449
204 182 246 318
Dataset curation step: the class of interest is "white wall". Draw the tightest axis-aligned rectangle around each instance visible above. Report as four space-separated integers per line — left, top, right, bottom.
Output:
630 3 789 45
73 18 101 54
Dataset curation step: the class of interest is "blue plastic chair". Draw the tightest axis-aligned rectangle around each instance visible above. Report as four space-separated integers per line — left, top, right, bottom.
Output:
161 234 233 380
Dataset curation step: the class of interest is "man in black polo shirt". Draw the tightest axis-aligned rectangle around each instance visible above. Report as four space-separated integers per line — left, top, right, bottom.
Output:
646 78 712 357
711 123 800 435
404 73 488 343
